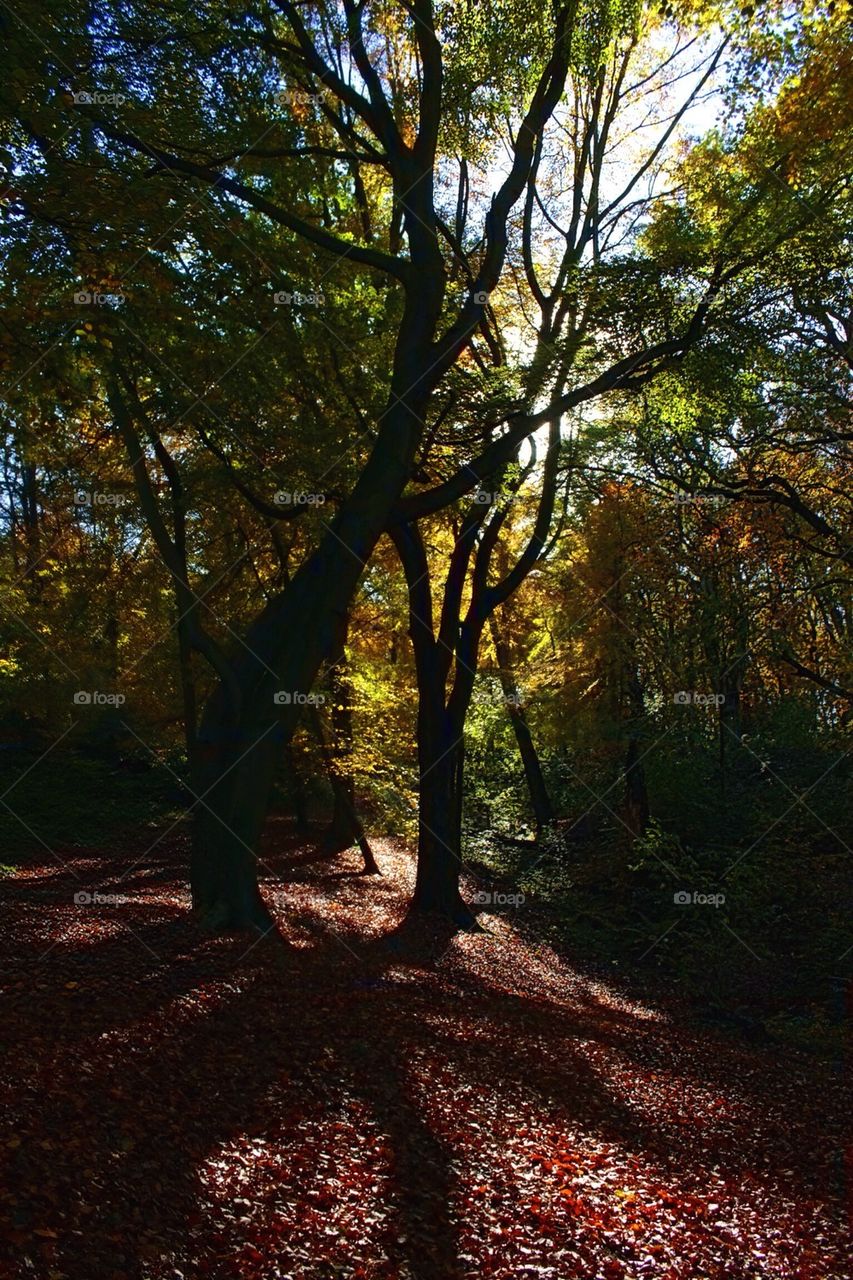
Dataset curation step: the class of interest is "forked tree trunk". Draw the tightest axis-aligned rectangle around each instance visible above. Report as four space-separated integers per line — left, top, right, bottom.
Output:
97 30 576 931
189 383 434 927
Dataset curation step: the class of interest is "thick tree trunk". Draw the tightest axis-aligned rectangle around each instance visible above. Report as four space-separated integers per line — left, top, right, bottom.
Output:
408 670 476 926
192 818 276 931
189 357 436 926
191 719 280 930
412 745 474 924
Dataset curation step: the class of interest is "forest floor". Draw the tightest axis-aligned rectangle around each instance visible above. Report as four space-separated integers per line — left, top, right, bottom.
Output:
0 820 849 1280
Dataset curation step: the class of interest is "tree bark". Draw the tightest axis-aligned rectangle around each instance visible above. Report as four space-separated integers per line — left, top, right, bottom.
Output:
410 691 474 925
284 741 309 832
489 616 555 834
309 691 380 874
624 668 650 838
325 773 380 874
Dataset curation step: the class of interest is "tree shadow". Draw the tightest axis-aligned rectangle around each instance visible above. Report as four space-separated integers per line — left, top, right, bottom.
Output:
0 836 846 1280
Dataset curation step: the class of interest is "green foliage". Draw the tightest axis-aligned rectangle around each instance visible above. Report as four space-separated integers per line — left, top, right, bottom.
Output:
571 0 642 77
438 0 554 141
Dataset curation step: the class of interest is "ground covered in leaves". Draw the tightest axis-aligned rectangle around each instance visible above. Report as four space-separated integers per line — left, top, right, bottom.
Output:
0 821 849 1280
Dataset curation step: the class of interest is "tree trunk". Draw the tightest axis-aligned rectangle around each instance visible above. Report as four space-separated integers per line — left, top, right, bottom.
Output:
311 703 379 875
191 718 281 930
320 616 378 870
508 701 555 833
325 773 380 873
327 780 356 848
489 619 555 834
623 668 650 837
21 461 40 580
284 741 309 832
189 371 434 925
624 734 650 838
412 743 474 923
408 670 476 926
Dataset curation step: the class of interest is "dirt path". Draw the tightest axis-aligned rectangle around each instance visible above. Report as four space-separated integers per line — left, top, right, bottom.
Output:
0 823 848 1279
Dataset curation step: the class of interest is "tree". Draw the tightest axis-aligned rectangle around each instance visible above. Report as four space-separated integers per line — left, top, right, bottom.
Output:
2 0 849 928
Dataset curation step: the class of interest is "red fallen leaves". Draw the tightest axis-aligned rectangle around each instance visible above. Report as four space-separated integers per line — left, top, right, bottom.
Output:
0 824 848 1279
